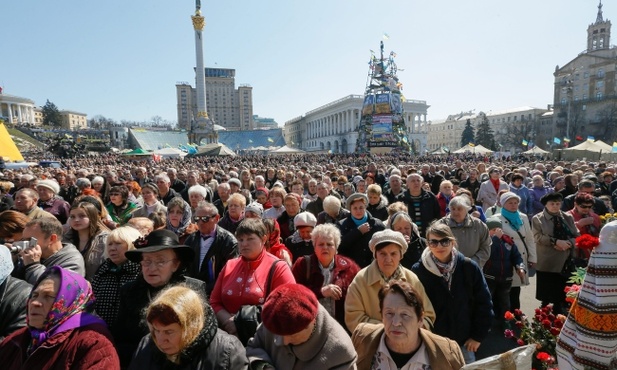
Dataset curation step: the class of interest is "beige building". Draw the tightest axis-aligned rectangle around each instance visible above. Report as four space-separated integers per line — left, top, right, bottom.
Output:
60 110 87 130
176 68 254 131
553 2 617 141
284 95 429 153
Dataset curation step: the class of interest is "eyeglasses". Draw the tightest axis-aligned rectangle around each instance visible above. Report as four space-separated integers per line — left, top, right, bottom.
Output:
109 193 121 196
193 215 216 223
427 238 452 248
578 205 593 209
140 259 176 269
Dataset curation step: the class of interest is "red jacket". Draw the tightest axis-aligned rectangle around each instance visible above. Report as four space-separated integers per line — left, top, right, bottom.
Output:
0 324 120 370
436 192 452 217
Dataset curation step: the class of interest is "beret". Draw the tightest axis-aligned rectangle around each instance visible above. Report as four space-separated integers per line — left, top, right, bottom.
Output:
261 284 319 336
369 229 408 255
36 179 60 194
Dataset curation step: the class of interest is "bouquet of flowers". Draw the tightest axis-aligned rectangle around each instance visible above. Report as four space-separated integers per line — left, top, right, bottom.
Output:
504 305 566 370
564 267 587 303
599 212 617 226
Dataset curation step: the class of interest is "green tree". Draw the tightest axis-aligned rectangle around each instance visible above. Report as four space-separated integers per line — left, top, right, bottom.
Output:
42 100 62 128
461 119 475 147
474 112 496 150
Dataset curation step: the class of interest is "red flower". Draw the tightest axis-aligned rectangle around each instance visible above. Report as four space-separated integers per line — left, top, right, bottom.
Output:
504 329 515 339
504 311 515 320
553 320 563 329
550 327 561 336
517 339 525 346
537 352 551 362
515 321 524 328
514 309 523 317
576 234 599 250
542 319 552 329
535 308 542 315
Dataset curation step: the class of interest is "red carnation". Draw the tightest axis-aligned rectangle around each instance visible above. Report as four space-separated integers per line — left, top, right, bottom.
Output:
542 319 552 329
537 352 551 362
515 321 524 328
576 234 599 251
517 339 525 346
504 311 515 320
514 309 523 317
550 327 561 336
553 320 564 329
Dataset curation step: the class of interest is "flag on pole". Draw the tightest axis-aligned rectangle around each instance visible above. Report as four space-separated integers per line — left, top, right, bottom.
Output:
576 135 584 141
468 143 475 147
521 139 529 146
546 140 550 145
563 137 571 143
613 142 617 153
587 135 595 141
382 33 390 40
553 137 561 144
248 139 253 143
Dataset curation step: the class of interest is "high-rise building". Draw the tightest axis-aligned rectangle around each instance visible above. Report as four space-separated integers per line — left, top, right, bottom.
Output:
553 1 617 142
177 67 254 132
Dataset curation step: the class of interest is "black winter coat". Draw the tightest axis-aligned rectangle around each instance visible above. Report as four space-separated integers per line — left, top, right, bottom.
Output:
0 277 31 342
337 213 385 268
402 189 441 237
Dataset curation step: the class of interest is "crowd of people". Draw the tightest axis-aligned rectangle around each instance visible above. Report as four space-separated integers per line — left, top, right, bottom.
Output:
0 152 615 369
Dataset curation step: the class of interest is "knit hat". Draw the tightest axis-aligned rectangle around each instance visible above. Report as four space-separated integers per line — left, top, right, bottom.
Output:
294 212 317 228
368 229 408 255
352 175 363 185
261 283 319 336
500 192 521 206
552 176 565 187
227 178 241 187
346 193 368 209
36 179 60 194
486 216 502 230
245 202 263 217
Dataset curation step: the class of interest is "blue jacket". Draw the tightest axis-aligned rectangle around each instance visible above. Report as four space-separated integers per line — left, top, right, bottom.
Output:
509 183 533 218
412 250 494 345
483 235 524 281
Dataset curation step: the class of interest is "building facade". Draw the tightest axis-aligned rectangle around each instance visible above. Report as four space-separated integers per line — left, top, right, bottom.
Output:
553 1 617 142
0 94 36 124
60 110 87 130
176 67 254 132
284 95 429 154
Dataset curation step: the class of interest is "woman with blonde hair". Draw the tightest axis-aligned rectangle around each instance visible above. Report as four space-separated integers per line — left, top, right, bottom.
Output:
129 285 248 369
91 226 142 329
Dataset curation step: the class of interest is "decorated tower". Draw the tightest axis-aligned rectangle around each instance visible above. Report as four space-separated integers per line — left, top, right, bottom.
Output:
188 0 218 145
356 41 410 154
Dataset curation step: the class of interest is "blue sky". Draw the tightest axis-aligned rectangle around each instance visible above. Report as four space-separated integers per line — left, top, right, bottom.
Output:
1 0 608 126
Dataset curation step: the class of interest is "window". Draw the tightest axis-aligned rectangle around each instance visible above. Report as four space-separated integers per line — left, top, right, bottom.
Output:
597 69 605 78
597 80 604 88
596 92 603 100
584 71 589 79
561 98 567 105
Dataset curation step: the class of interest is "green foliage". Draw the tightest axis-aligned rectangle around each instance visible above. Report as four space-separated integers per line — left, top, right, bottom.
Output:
474 112 496 150
42 100 62 128
461 119 475 147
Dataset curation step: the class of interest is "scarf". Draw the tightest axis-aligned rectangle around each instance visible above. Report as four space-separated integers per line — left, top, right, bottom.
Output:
430 250 458 290
501 208 523 231
28 266 105 354
379 265 403 284
166 204 193 236
352 212 368 227
490 178 501 193
551 212 572 240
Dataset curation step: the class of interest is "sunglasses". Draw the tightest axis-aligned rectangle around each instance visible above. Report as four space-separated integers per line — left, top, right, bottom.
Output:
428 238 452 248
109 193 121 196
193 215 216 223
577 205 593 209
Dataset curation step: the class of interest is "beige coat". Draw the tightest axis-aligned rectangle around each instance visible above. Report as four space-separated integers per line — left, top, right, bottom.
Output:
352 323 464 370
477 179 509 211
498 212 537 286
344 261 435 333
532 209 579 273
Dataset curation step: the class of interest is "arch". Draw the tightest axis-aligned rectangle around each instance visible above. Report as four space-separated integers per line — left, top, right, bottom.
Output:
342 139 348 154
334 140 339 154
320 142 325 151
326 142 332 152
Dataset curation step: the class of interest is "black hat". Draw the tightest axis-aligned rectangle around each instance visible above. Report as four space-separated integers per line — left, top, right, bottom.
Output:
540 192 563 206
125 229 194 265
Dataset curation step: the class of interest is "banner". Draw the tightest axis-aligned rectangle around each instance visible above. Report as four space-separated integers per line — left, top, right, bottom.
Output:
362 95 374 116
375 94 391 114
370 115 396 147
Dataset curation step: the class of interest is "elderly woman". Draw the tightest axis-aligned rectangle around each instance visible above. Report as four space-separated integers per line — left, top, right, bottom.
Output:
532 192 580 315
291 224 360 328
412 223 493 364
477 167 509 211
345 229 436 333
129 285 248 370
530 175 553 216
105 185 138 226
133 183 167 218
436 180 454 217
166 197 195 244
277 193 304 240
36 179 70 224
63 202 110 280
0 266 120 369
91 226 142 329
0 246 30 342
113 229 205 367
436 196 491 268
210 218 295 344
338 193 386 268
187 184 210 214
567 192 601 265
387 211 427 269
217 193 246 235
317 195 349 225
497 192 537 311
246 283 357 369
366 184 389 221
352 280 465 370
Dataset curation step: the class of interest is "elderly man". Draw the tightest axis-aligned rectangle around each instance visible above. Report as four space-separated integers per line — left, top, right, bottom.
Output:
155 173 182 206
185 201 237 295
13 188 55 220
306 182 331 217
167 168 186 193
403 173 441 237
181 170 212 203
134 167 151 187
15 217 85 284
384 174 405 204
213 182 231 217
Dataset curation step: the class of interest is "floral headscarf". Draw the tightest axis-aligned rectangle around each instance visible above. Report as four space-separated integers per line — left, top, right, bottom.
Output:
27 266 105 354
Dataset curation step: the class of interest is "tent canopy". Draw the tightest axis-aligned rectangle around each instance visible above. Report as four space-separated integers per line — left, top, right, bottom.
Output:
121 148 151 156
269 145 305 155
192 143 237 156
429 147 449 155
522 146 549 154
565 139 608 152
0 123 24 161
453 144 493 154
153 147 187 158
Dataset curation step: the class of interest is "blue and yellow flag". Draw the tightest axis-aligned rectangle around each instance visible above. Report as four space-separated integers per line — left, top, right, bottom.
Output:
553 137 561 144
613 142 617 153
521 139 528 146
588 135 595 141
